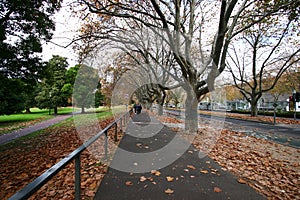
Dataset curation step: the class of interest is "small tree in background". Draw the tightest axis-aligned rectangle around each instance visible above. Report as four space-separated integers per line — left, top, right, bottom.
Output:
35 55 69 115
73 64 100 113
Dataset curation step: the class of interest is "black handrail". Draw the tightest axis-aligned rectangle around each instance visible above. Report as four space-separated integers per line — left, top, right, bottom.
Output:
9 111 130 200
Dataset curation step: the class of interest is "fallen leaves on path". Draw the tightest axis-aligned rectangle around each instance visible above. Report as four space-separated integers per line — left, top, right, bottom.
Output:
140 176 147 182
156 114 299 199
200 170 209 174
187 165 196 170
166 176 174 182
151 170 161 176
164 188 174 194
237 178 247 184
125 181 133 186
214 187 222 193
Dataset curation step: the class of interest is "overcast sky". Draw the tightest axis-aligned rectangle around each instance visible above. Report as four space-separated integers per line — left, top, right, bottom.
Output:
41 2 80 67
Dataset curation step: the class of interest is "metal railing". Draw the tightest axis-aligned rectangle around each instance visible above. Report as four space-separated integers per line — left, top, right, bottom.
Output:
9 111 131 200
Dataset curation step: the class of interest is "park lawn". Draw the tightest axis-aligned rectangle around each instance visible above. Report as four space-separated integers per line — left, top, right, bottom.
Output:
0 109 114 152
55 109 113 128
0 107 76 135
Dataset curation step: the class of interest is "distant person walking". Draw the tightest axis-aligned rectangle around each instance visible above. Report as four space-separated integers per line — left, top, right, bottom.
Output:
133 102 142 114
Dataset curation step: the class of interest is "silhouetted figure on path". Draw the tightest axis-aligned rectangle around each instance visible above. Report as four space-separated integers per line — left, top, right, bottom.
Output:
133 103 142 114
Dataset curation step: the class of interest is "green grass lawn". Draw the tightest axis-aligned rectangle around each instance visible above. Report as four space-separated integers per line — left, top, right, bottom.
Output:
0 107 112 135
0 109 114 151
0 107 77 135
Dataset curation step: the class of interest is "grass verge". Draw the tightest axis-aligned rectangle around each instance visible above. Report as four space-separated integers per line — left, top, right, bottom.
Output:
0 109 113 152
0 107 81 135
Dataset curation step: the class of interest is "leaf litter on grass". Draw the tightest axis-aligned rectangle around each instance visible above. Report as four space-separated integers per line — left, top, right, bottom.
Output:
0 117 117 200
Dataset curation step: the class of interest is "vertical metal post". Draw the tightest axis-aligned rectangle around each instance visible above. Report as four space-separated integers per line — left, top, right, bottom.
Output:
120 118 123 133
114 123 118 142
75 155 81 200
293 90 297 120
105 131 108 159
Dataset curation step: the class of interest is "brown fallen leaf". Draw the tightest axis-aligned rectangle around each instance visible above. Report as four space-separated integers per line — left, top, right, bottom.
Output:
151 170 161 176
214 187 222 193
166 176 174 182
187 165 196 170
85 190 95 197
140 176 147 182
165 188 174 194
147 177 154 182
89 181 97 190
125 181 133 186
200 170 209 174
237 178 247 184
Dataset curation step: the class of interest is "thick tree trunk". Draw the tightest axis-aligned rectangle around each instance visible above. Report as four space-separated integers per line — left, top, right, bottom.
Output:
157 95 164 116
54 107 58 115
145 102 151 110
81 106 85 113
250 100 258 117
185 93 198 133
157 104 163 115
25 108 31 113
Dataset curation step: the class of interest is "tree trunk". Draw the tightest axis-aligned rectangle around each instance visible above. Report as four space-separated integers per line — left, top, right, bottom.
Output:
250 100 258 117
54 107 58 115
157 95 164 116
81 106 85 113
157 104 163 116
185 93 198 133
25 108 31 113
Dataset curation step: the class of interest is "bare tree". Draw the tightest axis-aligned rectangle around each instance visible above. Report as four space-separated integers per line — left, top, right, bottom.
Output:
227 14 300 116
73 0 298 131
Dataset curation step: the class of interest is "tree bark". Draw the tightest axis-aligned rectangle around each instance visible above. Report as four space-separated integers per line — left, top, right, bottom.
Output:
81 106 85 113
157 104 163 116
250 100 258 117
54 107 58 115
185 91 198 133
25 108 31 113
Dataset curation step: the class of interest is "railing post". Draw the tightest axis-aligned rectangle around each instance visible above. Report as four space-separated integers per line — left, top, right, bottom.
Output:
104 131 108 159
114 123 118 142
75 155 81 200
120 117 123 133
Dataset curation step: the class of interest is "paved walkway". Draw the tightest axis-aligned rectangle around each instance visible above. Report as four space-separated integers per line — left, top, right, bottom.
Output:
0 114 72 145
94 112 265 200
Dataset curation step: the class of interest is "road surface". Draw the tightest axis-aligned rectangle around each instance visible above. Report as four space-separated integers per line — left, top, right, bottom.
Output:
165 110 300 148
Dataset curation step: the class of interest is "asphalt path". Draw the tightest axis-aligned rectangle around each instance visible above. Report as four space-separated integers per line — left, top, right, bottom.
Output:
94 112 265 200
165 110 300 148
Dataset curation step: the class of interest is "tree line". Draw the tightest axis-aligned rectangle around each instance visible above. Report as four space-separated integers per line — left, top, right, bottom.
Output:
1 54 104 115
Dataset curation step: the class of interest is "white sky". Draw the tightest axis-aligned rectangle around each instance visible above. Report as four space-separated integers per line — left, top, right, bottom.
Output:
41 1 81 67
